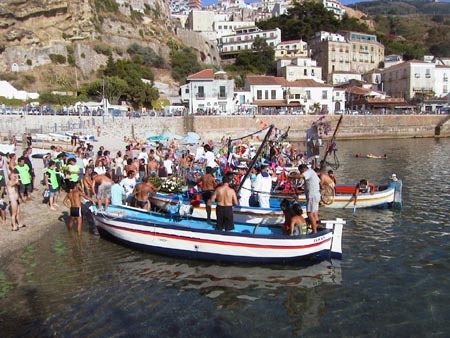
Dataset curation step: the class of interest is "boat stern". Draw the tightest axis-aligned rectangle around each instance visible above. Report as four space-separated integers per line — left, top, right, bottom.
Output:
323 218 345 259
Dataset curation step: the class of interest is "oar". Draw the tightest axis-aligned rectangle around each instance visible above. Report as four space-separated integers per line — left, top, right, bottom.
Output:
353 195 357 214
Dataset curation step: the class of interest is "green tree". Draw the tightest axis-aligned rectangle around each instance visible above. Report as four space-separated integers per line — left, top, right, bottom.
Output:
170 47 202 83
127 43 167 68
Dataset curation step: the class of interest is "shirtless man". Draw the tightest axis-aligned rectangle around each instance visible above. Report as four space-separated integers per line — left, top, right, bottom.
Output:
63 184 94 235
147 155 159 177
7 172 24 231
318 169 336 206
82 166 94 197
198 166 217 222
133 180 159 210
209 175 238 231
91 172 113 211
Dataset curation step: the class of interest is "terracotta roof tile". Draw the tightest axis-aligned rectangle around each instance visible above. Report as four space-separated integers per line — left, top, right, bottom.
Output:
187 69 215 80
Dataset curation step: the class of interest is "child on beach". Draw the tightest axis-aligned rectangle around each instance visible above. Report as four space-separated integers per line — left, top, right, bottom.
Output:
6 172 25 231
63 184 94 236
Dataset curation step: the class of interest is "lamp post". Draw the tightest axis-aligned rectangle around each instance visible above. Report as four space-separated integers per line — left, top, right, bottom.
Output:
189 81 194 115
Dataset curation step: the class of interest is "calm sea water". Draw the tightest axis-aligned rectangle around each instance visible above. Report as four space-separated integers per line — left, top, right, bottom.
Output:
1 138 449 337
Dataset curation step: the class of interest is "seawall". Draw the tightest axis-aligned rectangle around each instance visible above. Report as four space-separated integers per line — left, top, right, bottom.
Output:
1 114 450 143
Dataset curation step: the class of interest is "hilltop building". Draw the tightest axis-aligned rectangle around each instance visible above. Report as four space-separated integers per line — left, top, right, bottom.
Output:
219 26 281 63
310 31 385 83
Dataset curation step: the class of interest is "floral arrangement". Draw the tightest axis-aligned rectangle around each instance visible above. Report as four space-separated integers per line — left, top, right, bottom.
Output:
148 177 185 194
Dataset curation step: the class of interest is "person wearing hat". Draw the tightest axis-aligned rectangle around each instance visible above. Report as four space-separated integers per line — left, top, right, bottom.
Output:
236 162 251 207
253 162 272 208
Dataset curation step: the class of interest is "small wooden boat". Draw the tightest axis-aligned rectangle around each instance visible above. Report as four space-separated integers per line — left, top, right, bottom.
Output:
271 182 400 209
91 205 344 263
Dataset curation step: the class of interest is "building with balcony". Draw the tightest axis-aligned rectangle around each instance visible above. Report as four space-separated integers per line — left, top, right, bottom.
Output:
219 26 282 62
274 39 308 60
180 69 235 114
380 60 447 101
277 57 323 82
310 31 384 82
321 0 346 19
243 75 341 114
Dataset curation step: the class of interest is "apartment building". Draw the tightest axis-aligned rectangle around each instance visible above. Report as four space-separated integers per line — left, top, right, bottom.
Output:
310 31 384 82
277 57 323 82
381 60 450 101
219 26 282 62
321 0 346 19
274 39 308 60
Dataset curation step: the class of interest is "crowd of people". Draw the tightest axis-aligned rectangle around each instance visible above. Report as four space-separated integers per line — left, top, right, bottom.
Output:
0 128 384 237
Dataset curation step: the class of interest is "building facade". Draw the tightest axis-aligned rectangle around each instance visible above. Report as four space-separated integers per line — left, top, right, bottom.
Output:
277 57 323 82
310 31 385 82
219 26 282 62
180 69 235 114
274 39 308 60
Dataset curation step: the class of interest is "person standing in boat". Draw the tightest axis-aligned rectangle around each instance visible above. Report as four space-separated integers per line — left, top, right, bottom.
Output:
236 162 252 207
209 175 238 231
291 164 321 233
253 162 272 208
198 166 217 223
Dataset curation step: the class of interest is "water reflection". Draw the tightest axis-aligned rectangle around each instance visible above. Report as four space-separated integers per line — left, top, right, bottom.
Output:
1 138 450 337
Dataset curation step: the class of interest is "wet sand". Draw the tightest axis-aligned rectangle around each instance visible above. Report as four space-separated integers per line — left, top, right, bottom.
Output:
0 134 127 260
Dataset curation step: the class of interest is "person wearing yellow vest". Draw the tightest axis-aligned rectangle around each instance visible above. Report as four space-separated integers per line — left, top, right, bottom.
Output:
45 160 61 211
14 157 32 202
66 157 81 191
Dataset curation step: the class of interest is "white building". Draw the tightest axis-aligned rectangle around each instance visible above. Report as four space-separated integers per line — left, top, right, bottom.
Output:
244 75 341 114
274 39 308 60
321 0 346 19
0 81 39 101
328 70 362 85
381 60 450 101
214 20 256 40
180 69 235 114
277 57 323 82
219 26 282 62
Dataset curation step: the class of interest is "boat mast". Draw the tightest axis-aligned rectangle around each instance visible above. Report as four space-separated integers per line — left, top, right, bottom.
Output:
236 124 274 195
319 115 343 171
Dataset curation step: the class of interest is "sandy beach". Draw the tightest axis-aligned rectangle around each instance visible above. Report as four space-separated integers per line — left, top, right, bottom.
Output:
0 134 127 260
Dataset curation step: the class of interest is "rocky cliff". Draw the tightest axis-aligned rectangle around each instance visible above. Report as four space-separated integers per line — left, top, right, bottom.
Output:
0 0 176 91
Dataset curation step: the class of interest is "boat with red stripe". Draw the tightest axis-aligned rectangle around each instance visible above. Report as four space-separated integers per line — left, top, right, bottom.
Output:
91 205 344 263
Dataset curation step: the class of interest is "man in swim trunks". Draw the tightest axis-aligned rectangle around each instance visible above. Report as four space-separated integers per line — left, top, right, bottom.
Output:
91 172 113 211
209 174 238 231
198 166 217 222
147 155 159 177
63 183 94 236
133 180 159 210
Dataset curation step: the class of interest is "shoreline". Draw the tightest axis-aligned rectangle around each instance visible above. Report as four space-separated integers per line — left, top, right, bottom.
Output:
0 134 126 260
0 114 449 259
1 115 450 144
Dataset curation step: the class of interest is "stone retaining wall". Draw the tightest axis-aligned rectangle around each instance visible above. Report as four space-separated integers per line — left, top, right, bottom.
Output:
1 114 449 143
